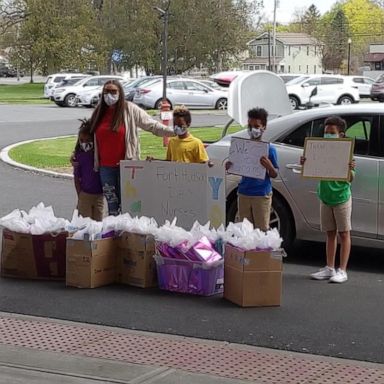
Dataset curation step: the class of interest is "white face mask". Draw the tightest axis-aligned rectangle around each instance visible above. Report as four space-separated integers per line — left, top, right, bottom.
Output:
248 127 263 139
80 142 93 152
174 125 187 136
104 93 119 106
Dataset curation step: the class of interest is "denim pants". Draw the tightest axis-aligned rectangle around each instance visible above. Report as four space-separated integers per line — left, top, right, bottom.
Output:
99 166 121 216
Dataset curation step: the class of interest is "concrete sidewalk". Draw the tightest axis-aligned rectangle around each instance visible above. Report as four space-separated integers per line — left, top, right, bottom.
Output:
0 312 383 384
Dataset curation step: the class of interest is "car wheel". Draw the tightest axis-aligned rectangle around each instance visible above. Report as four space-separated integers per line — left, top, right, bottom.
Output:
155 98 172 110
215 98 228 110
64 93 78 108
226 191 295 250
289 96 299 110
337 95 353 105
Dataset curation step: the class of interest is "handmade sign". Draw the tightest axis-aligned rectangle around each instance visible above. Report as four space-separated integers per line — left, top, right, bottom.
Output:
228 137 269 179
120 161 226 229
302 138 354 181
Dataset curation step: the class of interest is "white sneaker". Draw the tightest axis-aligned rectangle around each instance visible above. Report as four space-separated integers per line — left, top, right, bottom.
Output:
329 269 348 283
310 266 336 280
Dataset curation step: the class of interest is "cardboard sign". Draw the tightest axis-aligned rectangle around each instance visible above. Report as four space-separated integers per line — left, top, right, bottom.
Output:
120 160 226 229
228 137 269 179
302 138 354 181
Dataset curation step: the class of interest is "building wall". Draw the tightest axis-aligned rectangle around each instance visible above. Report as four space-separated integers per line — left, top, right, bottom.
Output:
283 45 322 74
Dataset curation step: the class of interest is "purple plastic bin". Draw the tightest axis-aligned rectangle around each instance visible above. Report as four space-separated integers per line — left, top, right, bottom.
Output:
154 255 224 296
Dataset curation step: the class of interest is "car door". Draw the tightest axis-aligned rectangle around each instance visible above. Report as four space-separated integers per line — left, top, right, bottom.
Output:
376 116 384 239
167 80 188 106
362 77 374 97
276 114 379 238
300 77 321 104
318 77 342 103
183 81 213 107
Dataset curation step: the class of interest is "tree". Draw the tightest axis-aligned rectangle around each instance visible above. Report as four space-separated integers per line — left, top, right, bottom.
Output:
302 4 321 35
0 0 25 35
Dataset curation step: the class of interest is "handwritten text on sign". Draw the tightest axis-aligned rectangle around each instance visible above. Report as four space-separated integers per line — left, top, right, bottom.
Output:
302 138 354 181
120 160 226 229
228 137 269 179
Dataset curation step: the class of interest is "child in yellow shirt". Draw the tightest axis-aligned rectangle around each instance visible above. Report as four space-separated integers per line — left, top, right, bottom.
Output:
166 105 210 163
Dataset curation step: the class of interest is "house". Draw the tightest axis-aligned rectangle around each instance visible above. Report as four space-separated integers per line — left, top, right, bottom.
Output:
363 44 384 79
243 32 323 74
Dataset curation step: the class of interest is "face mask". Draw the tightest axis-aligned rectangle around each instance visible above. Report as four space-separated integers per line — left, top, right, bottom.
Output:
104 93 119 106
248 127 262 139
80 142 93 152
324 133 339 139
174 125 187 136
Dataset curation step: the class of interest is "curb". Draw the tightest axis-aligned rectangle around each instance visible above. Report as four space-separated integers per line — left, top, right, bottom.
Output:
0 136 75 180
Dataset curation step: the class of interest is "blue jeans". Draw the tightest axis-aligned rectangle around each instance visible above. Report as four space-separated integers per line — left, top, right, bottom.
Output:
99 166 121 216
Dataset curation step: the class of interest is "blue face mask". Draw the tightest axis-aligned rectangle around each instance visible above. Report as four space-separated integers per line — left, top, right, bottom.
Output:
324 133 339 139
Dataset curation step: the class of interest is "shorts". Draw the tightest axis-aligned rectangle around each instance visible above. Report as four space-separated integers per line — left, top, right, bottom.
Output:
238 193 272 231
320 197 352 232
78 191 105 221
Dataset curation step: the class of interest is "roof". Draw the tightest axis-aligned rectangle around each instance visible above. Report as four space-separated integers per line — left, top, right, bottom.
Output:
364 53 384 62
248 32 320 46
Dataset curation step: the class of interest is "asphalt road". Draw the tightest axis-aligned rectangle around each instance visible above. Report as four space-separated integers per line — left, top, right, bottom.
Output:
0 105 383 364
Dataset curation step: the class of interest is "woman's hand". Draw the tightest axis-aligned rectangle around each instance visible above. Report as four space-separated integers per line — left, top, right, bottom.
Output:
225 161 233 171
300 156 306 166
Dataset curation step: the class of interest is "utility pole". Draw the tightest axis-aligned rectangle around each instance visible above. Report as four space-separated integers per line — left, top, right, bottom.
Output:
272 0 278 73
268 30 271 71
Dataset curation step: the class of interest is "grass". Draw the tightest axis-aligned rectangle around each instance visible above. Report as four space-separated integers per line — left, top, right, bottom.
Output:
9 126 242 171
0 83 50 104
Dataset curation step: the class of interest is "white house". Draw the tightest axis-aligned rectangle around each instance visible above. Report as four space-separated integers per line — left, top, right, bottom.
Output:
243 32 323 75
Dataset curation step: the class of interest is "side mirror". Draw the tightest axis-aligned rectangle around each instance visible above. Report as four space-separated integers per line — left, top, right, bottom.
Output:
310 87 318 97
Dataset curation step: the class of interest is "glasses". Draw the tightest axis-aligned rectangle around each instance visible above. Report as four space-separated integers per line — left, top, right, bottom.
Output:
103 90 119 95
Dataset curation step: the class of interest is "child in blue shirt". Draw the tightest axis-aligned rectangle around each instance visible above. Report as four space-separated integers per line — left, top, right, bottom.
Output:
228 108 278 231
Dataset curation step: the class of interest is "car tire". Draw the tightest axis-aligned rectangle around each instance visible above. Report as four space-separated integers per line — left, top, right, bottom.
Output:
64 93 78 108
337 95 353 105
226 191 295 250
155 98 172 110
215 98 228 110
289 95 300 110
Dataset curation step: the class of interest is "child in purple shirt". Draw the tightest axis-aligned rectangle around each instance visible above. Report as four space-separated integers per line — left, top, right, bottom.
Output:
73 119 104 221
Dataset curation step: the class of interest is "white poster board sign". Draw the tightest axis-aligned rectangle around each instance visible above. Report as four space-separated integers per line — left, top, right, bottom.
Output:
228 137 269 179
120 160 226 229
302 138 354 181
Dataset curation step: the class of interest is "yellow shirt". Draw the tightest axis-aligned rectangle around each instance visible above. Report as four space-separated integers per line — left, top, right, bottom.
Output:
166 134 209 163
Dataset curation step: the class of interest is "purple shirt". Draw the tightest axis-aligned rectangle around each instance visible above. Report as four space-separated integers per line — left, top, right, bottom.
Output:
74 150 103 195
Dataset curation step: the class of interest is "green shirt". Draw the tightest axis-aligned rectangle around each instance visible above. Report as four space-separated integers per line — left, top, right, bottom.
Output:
317 180 352 206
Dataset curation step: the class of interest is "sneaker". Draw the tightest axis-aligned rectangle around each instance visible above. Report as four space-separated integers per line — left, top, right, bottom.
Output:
310 266 336 280
329 269 348 283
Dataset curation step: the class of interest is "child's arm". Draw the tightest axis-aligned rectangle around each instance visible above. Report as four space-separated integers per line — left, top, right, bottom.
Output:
74 177 82 196
349 159 356 182
260 156 278 178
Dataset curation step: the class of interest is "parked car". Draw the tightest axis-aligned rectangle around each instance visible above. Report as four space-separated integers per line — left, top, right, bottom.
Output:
52 75 124 107
286 75 360 110
199 79 228 91
0 66 23 78
207 104 384 249
342 75 375 98
370 74 384 102
133 78 228 110
44 73 89 99
124 76 162 102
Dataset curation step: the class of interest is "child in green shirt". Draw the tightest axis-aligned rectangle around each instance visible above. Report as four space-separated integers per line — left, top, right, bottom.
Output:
301 116 355 283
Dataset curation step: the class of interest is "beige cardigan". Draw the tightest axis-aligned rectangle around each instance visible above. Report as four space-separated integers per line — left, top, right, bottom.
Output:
94 101 174 169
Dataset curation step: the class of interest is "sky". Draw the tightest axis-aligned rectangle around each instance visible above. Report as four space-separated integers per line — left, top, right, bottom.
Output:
263 0 338 24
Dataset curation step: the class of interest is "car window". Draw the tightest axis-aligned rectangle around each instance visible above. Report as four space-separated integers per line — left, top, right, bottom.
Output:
321 77 343 85
53 76 65 83
84 78 99 87
184 81 208 91
279 115 379 156
45 76 53 84
364 78 374 85
168 81 185 90
352 77 364 84
376 75 384 83
304 78 321 86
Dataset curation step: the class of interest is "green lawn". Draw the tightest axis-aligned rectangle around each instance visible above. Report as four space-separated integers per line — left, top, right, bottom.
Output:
9 126 242 171
0 83 50 104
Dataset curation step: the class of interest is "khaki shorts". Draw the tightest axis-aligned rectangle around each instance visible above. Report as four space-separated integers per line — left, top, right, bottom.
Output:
238 193 272 231
320 197 352 232
78 191 105 221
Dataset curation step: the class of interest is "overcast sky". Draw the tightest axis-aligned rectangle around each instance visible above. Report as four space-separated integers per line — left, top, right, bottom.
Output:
263 0 338 24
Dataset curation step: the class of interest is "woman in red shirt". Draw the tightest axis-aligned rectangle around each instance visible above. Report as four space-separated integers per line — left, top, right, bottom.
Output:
89 80 173 215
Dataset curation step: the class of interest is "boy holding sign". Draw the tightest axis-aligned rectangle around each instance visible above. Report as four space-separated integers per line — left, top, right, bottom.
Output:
301 116 356 284
227 108 278 231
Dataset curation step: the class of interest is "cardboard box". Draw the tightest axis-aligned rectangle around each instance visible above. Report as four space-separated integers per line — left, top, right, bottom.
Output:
1 229 67 280
224 245 283 307
116 232 157 288
66 237 116 288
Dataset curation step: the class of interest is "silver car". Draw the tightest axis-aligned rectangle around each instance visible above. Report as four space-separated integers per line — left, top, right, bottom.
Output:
133 78 228 110
207 104 384 249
